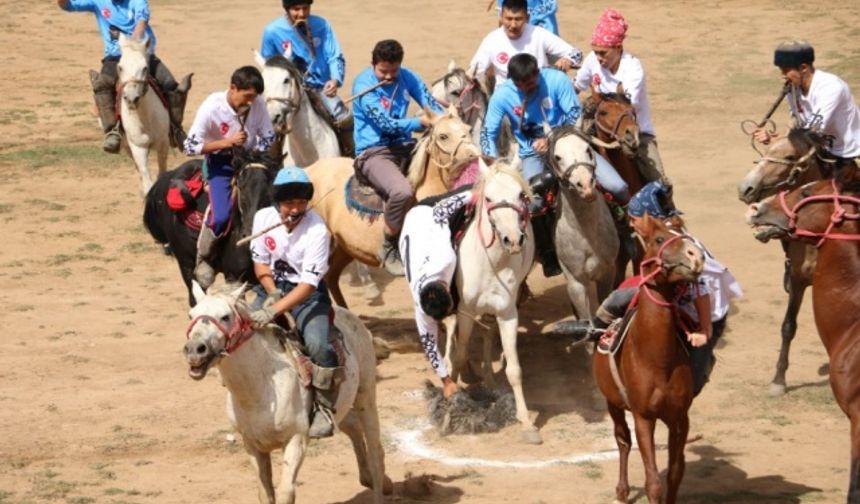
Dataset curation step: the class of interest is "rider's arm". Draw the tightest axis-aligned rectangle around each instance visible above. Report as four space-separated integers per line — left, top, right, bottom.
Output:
129 0 151 40
694 293 713 339
622 57 648 111
249 211 277 294
357 91 424 135
253 263 278 294
555 72 582 126
480 93 506 158
415 307 450 379
468 36 493 79
407 69 445 114
572 52 596 93
58 0 95 11
542 29 582 69
270 221 330 314
323 21 345 87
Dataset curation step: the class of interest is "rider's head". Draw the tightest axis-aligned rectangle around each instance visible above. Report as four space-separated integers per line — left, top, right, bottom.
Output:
774 40 815 88
627 181 684 233
500 0 529 40
509 54 540 95
282 0 312 26
371 39 404 83
419 281 454 320
591 8 627 72
271 166 314 228
228 66 265 113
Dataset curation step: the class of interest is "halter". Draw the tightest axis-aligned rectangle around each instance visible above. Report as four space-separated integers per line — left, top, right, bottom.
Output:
753 144 829 193
546 127 598 191
777 178 860 247
265 66 304 134
637 231 695 309
185 303 256 355
476 183 530 249
594 100 637 148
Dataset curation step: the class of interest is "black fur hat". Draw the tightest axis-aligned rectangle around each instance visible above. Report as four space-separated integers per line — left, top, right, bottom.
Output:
419 281 453 320
774 40 814 69
283 0 312 9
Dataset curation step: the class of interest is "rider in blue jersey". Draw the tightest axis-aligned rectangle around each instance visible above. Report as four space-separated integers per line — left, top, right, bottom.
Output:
59 0 188 153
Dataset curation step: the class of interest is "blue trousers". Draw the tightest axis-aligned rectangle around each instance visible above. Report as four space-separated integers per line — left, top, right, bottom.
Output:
204 153 234 236
251 280 338 368
318 93 349 122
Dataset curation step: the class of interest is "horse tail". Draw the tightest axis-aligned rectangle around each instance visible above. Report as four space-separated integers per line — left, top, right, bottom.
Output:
143 170 173 245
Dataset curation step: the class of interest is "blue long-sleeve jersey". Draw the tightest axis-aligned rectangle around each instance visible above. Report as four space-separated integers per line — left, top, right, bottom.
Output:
62 0 156 58
260 14 345 89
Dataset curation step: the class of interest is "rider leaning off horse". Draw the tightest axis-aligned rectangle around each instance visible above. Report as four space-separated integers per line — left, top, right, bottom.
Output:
352 39 445 276
247 166 342 438
398 184 482 401
753 40 860 173
183 66 276 289
481 53 629 277
59 0 187 153
493 0 560 36
573 8 671 189
473 0 581 91
552 181 743 396
260 0 353 154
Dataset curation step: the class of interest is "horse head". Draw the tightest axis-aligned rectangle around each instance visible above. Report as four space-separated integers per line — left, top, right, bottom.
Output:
746 176 860 245
184 282 250 380
431 61 488 129
233 150 278 238
476 158 531 255
118 34 151 109
637 214 704 284
408 107 481 190
255 50 303 135
547 125 598 201
737 127 831 204
592 83 639 157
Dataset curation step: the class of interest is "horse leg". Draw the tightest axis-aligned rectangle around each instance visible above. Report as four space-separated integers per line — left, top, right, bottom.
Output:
452 312 475 384
326 246 352 308
480 328 497 387
665 414 690 504
246 448 276 504
769 277 808 397
498 311 540 444
564 276 591 321
633 413 663 503
275 434 306 504
128 144 153 197
849 411 860 504
355 393 393 500
156 143 168 178
443 314 459 383
607 403 632 504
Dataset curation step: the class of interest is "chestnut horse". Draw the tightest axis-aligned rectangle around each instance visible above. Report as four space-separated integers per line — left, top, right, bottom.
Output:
737 128 833 396
746 176 860 503
594 215 705 504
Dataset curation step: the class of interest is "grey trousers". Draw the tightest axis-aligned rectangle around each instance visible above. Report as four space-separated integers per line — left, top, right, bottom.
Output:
636 133 667 184
353 142 416 233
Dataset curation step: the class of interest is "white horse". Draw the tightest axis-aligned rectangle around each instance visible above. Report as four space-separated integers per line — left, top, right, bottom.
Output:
183 283 390 504
547 126 619 319
254 49 340 167
443 158 539 443
116 34 189 197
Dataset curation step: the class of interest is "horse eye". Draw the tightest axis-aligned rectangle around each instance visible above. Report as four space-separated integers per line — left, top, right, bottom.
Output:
283 77 290 84
519 191 526 200
451 90 461 97
554 154 561 161
598 110 608 116
785 155 797 161
117 65 123 73
220 314 230 323
656 236 665 244
439 133 449 141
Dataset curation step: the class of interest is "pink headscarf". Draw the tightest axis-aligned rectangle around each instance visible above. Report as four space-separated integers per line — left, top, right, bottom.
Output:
591 8 628 48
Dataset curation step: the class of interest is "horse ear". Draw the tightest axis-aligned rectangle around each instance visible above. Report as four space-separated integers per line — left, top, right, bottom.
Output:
143 35 151 50
253 49 266 68
446 104 459 118
447 59 457 73
424 105 442 124
229 282 248 302
616 82 625 96
590 82 603 102
508 156 522 174
178 73 193 93
118 33 129 47
478 156 492 177
192 280 206 304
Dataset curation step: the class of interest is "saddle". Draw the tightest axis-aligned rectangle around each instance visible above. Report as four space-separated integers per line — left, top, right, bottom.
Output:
344 175 385 221
165 164 207 232
270 316 348 389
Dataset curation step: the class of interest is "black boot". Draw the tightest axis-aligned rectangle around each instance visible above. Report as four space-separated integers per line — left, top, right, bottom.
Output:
378 232 404 277
531 214 562 277
308 366 344 438
90 70 121 154
333 114 355 158
166 75 192 149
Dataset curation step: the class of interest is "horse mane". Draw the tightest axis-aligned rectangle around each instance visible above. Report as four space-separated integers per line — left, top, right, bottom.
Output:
787 127 830 156
264 55 305 85
407 132 432 188
599 92 632 105
232 149 279 173
477 159 532 198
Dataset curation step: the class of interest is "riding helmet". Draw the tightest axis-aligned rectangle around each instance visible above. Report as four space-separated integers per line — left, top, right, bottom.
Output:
773 40 814 69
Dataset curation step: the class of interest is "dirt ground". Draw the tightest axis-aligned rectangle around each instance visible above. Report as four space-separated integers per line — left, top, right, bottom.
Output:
1 0 859 503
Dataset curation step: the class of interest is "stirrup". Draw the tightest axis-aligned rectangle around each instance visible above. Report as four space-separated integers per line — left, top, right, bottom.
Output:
103 128 122 154
308 404 335 438
596 329 613 354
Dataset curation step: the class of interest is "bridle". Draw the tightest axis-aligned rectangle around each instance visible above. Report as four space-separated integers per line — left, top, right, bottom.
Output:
186 303 255 355
752 143 831 194
265 66 304 134
594 99 637 148
547 128 598 192
776 178 860 247
476 182 531 249
637 231 696 308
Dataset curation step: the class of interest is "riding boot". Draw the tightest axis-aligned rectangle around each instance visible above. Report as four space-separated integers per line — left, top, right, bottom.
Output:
530 214 562 277
308 365 345 439
166 89 189 149
546 313 610 344
333 114 355 158
617 216 638 265
378 232 404 277
194 226 219 290
90 70 122 154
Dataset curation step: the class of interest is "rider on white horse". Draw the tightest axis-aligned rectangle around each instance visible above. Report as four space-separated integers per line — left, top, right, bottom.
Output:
260 0 353 153
398 185 477 400
352 39 445 276
58 0 187 153
482 53 628 277
248 166 341 438
183 66 276 288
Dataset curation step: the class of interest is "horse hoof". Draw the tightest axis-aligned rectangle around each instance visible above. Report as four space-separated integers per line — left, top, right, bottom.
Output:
383 475 394 495
768 383 787 397
818 363 830 376
520 429 542 445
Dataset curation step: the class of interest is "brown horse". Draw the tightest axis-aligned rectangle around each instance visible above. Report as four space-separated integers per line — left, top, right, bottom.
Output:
737 128 833 396
591 84 646 197
305 108 480 307
746 176 860 503
594 215 705 504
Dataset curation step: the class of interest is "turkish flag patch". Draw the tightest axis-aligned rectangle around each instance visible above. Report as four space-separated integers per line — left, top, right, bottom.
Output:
513 105 523 117
496 52 509 64
380 96 391 109
219 122 229 136
281 40 291 51
265 236 276 251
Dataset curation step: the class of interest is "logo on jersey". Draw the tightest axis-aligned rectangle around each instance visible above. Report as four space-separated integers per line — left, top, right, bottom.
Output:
281 40 291 51
592 74 602 87
380 96 391 109
219 122 230 136
496 52 509 65
513 105 523 117
101 8 112 19
265 236 276 251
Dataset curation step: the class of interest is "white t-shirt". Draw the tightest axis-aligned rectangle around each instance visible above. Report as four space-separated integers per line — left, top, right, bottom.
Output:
788 69 860 158
574 51 656 136
470 24 582 90
399 189 473 378
183 91 275 156
249 207 330 287
678 242 743 324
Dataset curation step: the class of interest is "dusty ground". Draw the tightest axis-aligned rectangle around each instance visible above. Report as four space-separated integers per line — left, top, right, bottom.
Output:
1 0 859 503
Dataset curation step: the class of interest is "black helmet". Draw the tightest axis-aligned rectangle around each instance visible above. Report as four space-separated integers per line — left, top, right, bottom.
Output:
774 40 814 69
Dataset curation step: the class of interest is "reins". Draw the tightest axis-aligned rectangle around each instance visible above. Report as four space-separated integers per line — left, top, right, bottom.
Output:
777 178 860 247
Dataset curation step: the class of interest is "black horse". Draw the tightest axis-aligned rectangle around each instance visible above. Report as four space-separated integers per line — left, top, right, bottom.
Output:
144 150 278 306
